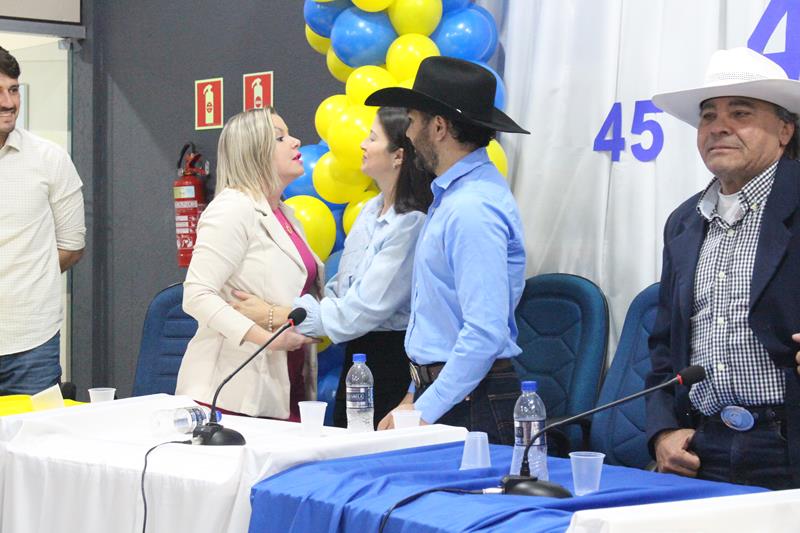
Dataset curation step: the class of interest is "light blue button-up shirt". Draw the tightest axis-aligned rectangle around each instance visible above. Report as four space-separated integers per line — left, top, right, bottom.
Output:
294 193 425 343
406 148 526 423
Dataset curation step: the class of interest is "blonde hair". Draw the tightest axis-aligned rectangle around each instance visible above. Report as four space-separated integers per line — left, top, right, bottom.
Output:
216 107 282 199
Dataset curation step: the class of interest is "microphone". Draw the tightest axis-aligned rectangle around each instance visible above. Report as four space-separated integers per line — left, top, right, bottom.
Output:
192 308 307 446
500 365 706 498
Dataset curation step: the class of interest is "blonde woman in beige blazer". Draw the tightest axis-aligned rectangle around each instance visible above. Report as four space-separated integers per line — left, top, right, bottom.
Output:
175 108 323 420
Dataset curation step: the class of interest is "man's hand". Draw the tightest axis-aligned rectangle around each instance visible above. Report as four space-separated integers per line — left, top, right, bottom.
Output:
654 428 700 477
377 393 425 430
791 333 800 376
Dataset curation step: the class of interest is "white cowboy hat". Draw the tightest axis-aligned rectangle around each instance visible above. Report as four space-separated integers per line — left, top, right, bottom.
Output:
652 47 800 127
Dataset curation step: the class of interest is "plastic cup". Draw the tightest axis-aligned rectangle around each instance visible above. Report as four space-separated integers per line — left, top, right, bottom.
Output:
88 387 116 403
392 409 422 428
569 451 605 495
30 384 65 411
298 400 327 437
460 431 491 470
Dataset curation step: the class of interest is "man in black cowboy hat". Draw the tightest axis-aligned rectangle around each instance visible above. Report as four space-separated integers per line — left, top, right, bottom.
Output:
367 56 529 445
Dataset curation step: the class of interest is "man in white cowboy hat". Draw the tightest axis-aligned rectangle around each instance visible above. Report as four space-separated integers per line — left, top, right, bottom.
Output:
646 47 800 489
365 56 529 444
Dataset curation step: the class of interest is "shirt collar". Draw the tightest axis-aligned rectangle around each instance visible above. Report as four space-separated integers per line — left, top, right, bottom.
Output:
696 160 778 222
431 147 491 196
370 192 398 224
0 128 22 153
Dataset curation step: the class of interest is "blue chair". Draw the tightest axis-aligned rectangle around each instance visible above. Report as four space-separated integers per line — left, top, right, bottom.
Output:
513 274 609 450
132 283 197 396
588 283 659 468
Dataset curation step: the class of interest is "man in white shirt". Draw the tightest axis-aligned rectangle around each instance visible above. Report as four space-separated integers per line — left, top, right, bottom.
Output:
0 46 86 394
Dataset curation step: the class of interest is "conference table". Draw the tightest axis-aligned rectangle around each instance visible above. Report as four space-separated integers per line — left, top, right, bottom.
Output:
0 394 467 533
249 442 800 533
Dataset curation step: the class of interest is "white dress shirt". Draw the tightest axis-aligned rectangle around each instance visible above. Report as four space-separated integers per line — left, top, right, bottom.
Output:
0 128 85 355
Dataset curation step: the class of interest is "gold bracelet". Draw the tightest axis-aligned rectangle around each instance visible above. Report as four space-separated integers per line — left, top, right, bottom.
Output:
267 305 275 332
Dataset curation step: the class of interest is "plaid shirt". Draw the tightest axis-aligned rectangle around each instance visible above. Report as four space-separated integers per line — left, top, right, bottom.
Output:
689 161 785 415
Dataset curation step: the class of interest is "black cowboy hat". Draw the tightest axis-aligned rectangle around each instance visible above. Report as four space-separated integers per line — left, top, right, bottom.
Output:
365 56 529 134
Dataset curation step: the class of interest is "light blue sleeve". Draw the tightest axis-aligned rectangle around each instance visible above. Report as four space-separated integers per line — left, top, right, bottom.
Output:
293 293 324 337
316 212 425 344
414 199 512 423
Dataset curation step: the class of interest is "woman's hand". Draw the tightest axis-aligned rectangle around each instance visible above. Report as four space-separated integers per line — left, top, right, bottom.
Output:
230 290 291 330
243 324 318 351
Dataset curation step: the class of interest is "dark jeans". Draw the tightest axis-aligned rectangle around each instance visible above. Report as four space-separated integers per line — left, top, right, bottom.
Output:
334 330 411 430
415 366 520 445
0 333 61 395
690 409 795 490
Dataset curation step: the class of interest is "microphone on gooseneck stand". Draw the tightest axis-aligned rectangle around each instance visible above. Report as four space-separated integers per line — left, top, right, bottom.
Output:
192 307 308 446
499 365 707 498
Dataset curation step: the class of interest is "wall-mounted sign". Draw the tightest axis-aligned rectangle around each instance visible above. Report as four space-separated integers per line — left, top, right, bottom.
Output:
194 77 223 130
243 71 273 112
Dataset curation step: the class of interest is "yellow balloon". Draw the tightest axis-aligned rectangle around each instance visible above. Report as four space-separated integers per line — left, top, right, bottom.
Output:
305 25 330 55
327 105 377 170
330 155 373 189
487 139 508 177
345 65 397 106
315 94 348 142
388 0 443 35
284 195 336 261
327 47 355 83
397 77 414 89
313 152 373 204
386 34 439 82
343 190 380 234
353 0 395 11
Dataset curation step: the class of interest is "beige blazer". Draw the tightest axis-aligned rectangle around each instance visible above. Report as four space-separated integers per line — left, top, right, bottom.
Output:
175 188 324 419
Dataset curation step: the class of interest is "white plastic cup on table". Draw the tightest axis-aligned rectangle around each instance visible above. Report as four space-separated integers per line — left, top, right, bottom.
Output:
569 451 605 495
392 409 422 429
30 384 65 411
298 400 327 437
88 387 116 403
460 431 491 470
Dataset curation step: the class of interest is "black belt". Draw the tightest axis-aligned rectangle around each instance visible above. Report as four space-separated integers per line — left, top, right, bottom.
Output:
409 358 514 389
695 405 785 432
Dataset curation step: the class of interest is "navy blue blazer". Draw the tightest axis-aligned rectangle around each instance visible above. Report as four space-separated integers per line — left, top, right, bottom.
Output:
645 157 800 484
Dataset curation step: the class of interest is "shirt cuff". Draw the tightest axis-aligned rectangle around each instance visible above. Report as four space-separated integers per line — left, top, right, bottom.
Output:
413 386 450 424
293 294 323 337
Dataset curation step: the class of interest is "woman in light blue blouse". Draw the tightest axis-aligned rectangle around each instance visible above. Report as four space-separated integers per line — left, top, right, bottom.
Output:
232 107 433 428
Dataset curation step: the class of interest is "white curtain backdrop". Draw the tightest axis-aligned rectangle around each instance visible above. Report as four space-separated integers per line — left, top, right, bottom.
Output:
489 0 779 355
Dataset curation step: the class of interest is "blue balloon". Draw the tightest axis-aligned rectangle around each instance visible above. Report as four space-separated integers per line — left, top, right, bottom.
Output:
303 0 351 38
329 205 346 254
285 144 328 198
330 8 397 68
431 5 498 62
472 61 505 111
324 248 344 282
442 0 472 13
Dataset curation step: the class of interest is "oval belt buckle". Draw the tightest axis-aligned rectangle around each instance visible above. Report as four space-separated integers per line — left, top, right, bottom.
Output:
720 406 755 431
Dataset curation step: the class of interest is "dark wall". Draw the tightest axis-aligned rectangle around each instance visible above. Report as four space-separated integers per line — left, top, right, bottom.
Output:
70 0 341 399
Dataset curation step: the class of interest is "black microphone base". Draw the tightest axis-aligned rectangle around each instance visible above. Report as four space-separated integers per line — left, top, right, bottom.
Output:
193 422 246 446
501 475 572 498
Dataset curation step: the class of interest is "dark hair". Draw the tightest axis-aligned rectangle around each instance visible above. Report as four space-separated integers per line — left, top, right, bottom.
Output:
447 118 495 149
0 47 20 79
377 107 434 214
775 104 799 160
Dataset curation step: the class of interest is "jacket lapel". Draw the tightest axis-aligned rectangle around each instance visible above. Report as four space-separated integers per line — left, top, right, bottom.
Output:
254 199 306 272
751 160 797 309
669 209 706 326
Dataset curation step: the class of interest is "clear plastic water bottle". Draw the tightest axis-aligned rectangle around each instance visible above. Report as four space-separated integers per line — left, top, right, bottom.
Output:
509 380 548 479
346 353 374 432
151 406 214 436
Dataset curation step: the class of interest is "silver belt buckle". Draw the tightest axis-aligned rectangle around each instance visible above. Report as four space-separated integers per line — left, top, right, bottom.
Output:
720 406 755 431
409 363 421 389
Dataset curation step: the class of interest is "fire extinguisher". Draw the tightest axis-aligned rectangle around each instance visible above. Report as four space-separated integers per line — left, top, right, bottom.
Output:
174 143 208 268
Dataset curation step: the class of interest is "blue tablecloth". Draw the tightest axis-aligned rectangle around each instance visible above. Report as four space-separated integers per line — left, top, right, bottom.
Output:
249 442 766 533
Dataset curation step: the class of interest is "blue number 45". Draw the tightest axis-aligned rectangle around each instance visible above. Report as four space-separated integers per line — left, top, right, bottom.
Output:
593 100 664 162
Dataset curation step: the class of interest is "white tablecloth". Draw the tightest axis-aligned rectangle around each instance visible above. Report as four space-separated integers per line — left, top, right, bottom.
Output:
566 487 800 533
0 394 467 533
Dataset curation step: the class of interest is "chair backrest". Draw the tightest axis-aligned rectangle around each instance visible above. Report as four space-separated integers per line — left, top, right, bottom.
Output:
132 283 198 396
513 274 609 431
590 283 659 468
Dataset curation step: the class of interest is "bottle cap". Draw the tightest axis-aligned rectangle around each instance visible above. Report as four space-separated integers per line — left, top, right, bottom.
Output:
353 353 367 364
521 380 537 393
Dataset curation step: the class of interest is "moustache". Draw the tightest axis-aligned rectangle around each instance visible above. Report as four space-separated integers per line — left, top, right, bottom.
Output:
0 107 16 113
